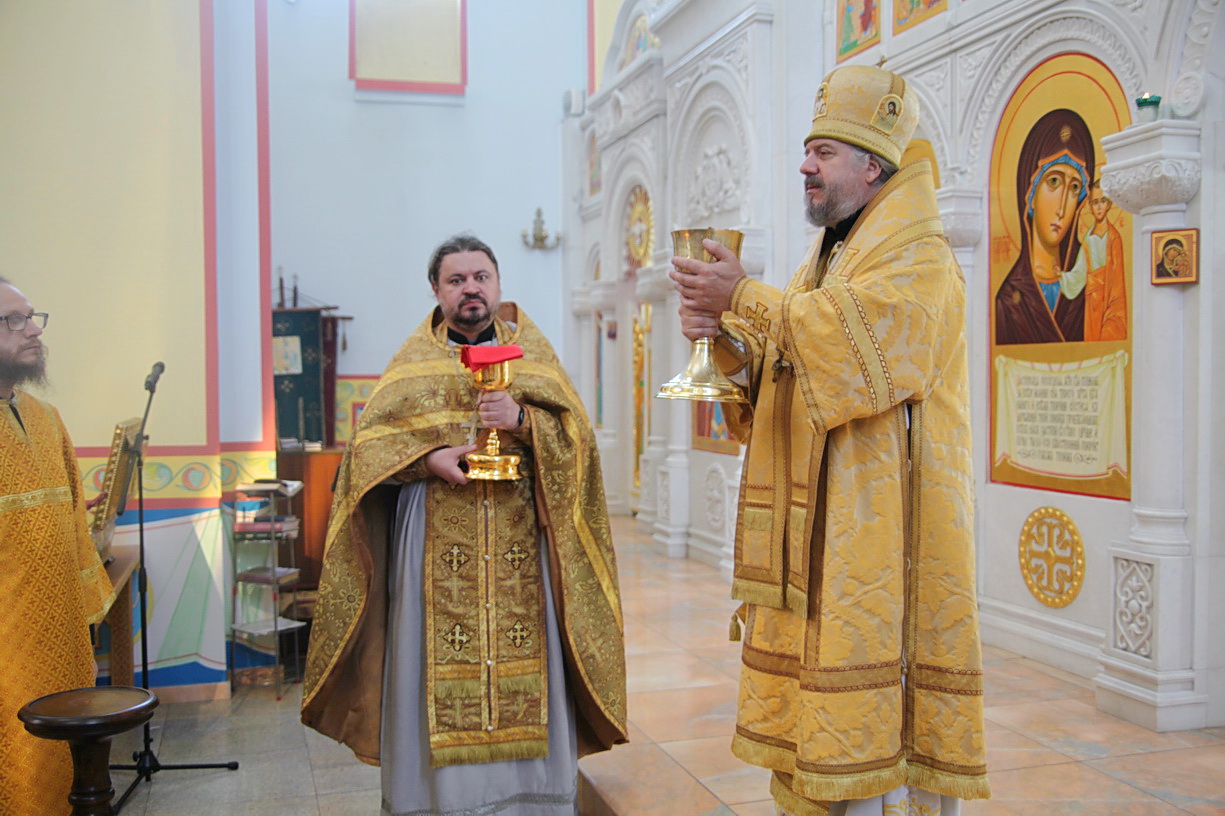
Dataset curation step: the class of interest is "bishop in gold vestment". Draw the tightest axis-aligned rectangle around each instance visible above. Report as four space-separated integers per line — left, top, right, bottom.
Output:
302 237 626 815
0 279 113 816
672 67 989 815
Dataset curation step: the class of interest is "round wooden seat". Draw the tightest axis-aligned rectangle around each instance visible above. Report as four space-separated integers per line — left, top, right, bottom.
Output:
19 686 159 816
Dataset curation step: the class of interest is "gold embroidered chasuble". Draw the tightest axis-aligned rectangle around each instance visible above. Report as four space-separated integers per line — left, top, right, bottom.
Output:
715 161 989 807
302 304 627 768
0 392 113 816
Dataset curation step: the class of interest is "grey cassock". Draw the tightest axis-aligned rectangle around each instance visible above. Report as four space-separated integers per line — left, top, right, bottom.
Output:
380 481 579 816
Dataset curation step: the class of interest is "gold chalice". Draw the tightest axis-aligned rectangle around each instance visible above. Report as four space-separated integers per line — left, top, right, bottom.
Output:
656 228 748 403
466 360 523 480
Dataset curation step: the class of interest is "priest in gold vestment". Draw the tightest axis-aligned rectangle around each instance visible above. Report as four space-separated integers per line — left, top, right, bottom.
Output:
302 236 627 816
0 278 113 816
671 67 990 815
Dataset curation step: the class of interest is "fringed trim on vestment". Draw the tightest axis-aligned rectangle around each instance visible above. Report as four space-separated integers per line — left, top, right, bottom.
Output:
907 760 991 801
430 738 549 768
497 673 543 696
731 730 797 774
731 578 786 611
433 678 483 700
793 762 906 803
770 773 832 816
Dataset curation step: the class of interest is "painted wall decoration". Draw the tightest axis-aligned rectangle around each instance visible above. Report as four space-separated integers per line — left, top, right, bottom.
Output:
621 14 659 69
1151 228 1198 285
989 54 1132 500
693 402 739 455
893 0 947 35
351 0 467 94
1018 506 1085 608
836 0 881 62
334 376 379 445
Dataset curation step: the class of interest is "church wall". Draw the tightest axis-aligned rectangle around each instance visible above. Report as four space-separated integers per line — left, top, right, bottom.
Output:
265 0 588 378
567 0 1225 731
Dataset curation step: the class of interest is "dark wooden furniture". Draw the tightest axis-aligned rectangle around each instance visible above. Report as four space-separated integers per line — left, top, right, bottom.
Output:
101 545 139 687
18 686 158 816
277 448 344 589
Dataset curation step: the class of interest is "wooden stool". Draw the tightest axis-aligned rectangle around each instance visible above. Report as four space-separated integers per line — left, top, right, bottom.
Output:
18 686 159 816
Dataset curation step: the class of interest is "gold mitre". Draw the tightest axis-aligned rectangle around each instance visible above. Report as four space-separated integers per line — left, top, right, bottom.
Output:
805 64 920 168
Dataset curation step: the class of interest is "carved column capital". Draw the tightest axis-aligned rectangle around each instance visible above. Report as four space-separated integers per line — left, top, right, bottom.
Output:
589 279 618 313
1100 121 1202 216
935 187 985 249
569 286 592 315
635 263 675 303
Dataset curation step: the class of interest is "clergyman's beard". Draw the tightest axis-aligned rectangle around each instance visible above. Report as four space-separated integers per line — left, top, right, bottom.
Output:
0 346 48 391
804 174 860 228
451 297 490 330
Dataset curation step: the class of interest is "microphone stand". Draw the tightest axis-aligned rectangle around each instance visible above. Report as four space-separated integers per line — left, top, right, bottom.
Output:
111 363 238 813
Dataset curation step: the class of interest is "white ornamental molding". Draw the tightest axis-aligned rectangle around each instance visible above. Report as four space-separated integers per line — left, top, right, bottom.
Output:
1169 0 1222 117
1099 120 1203 214
1100 158 1202 213
658 469 671 521
936 187 985 249
966 14 1143 172
666 28 751 112
569 286 592 315
956 41 997 112
687 144 744 222
1114 557 1154 658
704 465 726 532
913 59 951 113
672 82 751 226
635 263 675 302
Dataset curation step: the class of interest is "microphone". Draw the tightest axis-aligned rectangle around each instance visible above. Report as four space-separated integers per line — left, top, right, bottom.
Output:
145 361 165 393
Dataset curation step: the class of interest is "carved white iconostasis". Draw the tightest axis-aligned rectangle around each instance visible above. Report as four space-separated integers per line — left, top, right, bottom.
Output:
562 0 1222 731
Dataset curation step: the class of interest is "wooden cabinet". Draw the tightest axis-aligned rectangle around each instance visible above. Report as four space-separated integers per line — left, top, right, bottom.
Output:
276 449 344 589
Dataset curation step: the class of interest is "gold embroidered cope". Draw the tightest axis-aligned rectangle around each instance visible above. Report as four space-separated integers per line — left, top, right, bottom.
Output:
717 161 990 807
301 304 627 769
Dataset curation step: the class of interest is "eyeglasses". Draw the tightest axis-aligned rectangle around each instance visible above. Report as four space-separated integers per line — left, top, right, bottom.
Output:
2 312 48 331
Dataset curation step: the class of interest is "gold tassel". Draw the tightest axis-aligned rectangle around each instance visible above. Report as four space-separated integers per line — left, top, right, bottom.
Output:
498 673 543 695
729 602 747 642
434 679 482 700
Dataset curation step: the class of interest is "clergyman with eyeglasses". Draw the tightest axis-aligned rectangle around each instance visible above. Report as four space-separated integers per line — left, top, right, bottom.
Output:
0 276 113 816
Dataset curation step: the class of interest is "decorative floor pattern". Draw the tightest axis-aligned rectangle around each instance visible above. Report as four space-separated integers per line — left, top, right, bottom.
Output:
101 516 1224 815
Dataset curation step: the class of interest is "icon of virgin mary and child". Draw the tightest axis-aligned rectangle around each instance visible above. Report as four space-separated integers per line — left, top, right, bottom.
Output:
995 109 1127 345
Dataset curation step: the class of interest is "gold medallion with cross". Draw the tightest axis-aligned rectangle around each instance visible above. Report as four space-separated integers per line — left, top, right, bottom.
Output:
506 621 531 648
442 622 472 652
503 542 529 570
1018 507 1085 608
442 544 469 572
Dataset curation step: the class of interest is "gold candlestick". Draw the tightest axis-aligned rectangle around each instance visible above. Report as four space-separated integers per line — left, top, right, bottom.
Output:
466 360 523 480
656 228 749 403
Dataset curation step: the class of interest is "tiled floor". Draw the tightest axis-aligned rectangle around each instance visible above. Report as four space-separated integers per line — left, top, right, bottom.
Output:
105 516 1225 815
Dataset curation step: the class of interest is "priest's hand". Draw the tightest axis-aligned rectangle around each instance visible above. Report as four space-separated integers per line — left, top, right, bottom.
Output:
426 444 478 485
670 238 745 315
679 306 720 341
477 390 524 431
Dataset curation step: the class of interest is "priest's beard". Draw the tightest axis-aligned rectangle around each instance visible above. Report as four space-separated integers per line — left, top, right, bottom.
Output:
803 174 861 228
451 295 492 331
0 346 48 391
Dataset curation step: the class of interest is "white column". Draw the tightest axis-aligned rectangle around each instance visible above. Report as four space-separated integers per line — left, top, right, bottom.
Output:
1096 120 1205 731
589 279 627 515
639 263 690 557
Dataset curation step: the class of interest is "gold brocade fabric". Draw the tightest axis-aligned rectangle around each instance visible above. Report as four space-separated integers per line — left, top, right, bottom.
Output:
0 393 112 816
301 304 627 768
424 475 549 766
717 161 989 806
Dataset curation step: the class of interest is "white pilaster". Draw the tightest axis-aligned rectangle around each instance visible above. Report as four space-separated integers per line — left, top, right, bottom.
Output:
1096 120 1205 731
